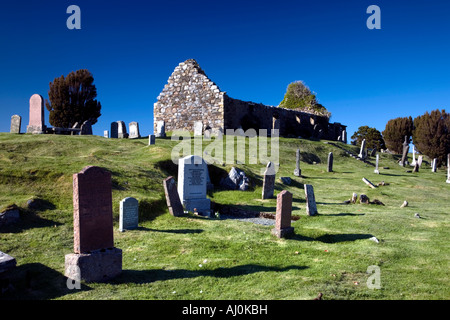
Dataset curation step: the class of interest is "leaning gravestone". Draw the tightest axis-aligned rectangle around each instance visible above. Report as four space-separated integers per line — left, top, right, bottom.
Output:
431 158 437 173
327 152 333 172
293 148 301 177
304 184 318 216
262 162 276 199
117 121 128 139
119 197 139 232
163 176 185 217
26 94 46 134
10 115 21 134
149 134 156 145
129 122 141 139
178 155 211 215
271 190 294 238
400 136 409 166
358 139 366 159
65 166 122 282
194 121 203 136
155 120 166 138
110 122 119 138
80 120 93 135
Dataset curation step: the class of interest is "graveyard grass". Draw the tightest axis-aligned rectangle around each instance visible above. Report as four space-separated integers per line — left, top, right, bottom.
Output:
0 133 448 300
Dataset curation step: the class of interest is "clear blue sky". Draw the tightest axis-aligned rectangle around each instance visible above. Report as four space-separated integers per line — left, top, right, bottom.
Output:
1 0 449 140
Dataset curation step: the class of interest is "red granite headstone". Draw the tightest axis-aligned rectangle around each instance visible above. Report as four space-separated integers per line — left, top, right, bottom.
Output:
272 190 294 238
73 166 114 254
26 94 45 134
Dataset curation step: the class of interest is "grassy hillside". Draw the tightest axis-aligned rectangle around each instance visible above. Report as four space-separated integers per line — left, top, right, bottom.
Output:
0 133 448 300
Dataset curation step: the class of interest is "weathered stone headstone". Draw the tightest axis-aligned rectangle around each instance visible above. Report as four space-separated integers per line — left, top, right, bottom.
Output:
413 162 419 173
431 158 437 173
411 146 417 166
293 148 301 177
305 184 318 216
262 162 276 199
149 134 156 145
400 136 409 166
417 155 423 168
351 193 358 204
342 130 347 144
163 176 185 217
327 152 333 172
66 166 122 282
0 205 20 228
10 115 22 134
117 121 128 139
194 121 203 136
26 94 46 134
374 154 380 174
272 190 294 238
0 251 16 274
110 122 119 138
177 155 211 215
104 130 109 138
447 154 450 183
362 177 377 189
358 139 366 159
129 122 141 139
119 197 139 232
155 120 166 138
80 120 93 135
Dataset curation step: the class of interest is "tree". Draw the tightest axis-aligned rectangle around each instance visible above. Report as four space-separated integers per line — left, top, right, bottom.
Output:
351 126 386 151
279 81 330 118
412 109 450 165
382 116 414 154
46 69 102 128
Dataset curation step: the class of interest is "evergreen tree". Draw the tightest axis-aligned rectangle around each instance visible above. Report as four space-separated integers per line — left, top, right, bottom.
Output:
382 116 414 154
351 126 386 151
45 69 102 128
412 109 450 165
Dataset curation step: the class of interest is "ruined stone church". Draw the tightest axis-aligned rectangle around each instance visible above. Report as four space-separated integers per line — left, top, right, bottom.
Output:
153 59 347 141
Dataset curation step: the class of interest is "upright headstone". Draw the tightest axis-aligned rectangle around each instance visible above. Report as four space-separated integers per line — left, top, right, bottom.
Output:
26 94 46 134
413 162 419 173
177 155 211 215
417 155 423 168
358 139 366 159
400 136 409 166
271 190 294 238
65 166 122 282
80 120 93 135
155 120 166 138
293 148 301 177
374 154 380 174
117 121 128 139
304 184 318 216
119 197 139 232
194 121 203 136
129 122 141 139
10 115 22 134
327 152 333 172
104 130 109 138
163 176 185 217
110 122 119 138
431 158 437 173
0 251 16 275
342 130 347 144
262 162 276 199
149 134 156 145
446 154 450 183
411 146 417 166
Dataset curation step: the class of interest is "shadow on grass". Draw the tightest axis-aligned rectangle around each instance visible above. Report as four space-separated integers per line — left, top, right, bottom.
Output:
318 212 365 217
0 263 91 300
291 233 373 243
0 209 62 234
113 264 309 285
137 227 204 234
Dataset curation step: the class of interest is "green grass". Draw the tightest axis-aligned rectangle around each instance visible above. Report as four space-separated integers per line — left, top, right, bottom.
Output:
0 133 448 300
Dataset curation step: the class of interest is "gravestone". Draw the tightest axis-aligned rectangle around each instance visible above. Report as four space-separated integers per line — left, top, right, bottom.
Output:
342 130 347 144
417 155 423 167
351 193 358 204
80 120 92 135
447 154 450 183
262 162 276 199
431 158 437 172
374 154 380 174
413 162 419 173
129 122 141 139
155 120 166 138
304 184 318 216
327 152 333 172
194 121 203 136
294 148 301 177
149 134 156 145
26 94 46 134
110 122 119 138
177 155 211 215
400 136 409 166
163 176 185 217
271 190 294 238
0 205 20 228
104 130 109 138
119 197 139 232
362 177 377 189
117 121 128 139
66 166 122 282
411 146 417 166
358 139 366 159
0 251 16 274
10 115 21 134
